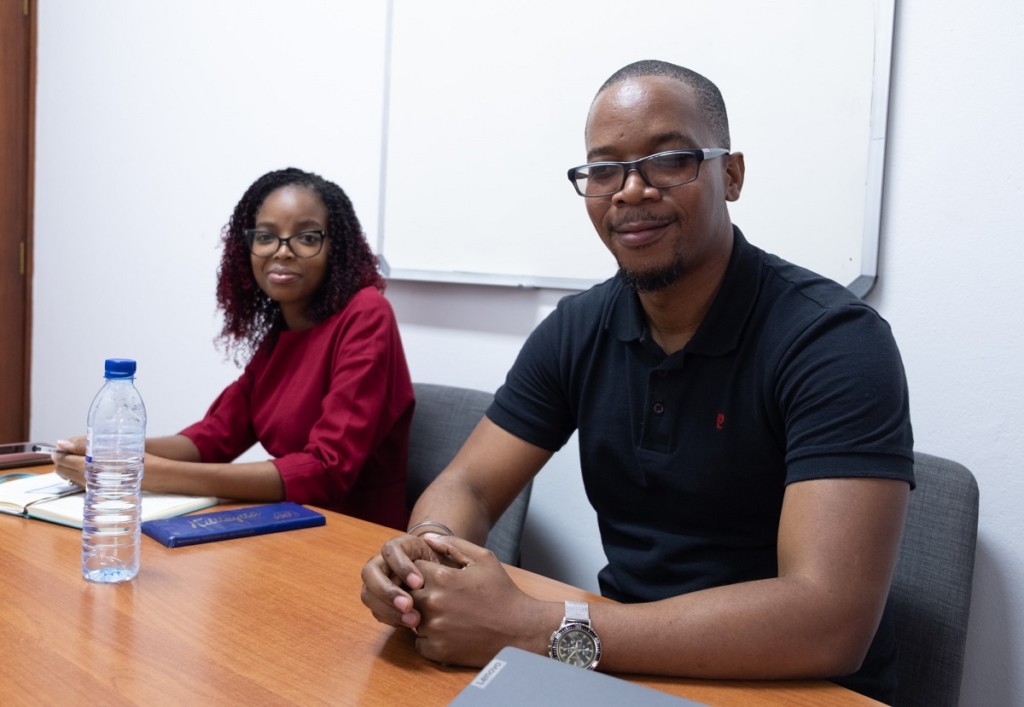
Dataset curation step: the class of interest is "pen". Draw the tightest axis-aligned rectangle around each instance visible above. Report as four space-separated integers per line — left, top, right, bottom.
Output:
31 444 67 455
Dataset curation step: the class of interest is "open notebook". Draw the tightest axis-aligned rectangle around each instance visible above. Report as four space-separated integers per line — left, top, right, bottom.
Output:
0 471 218 529
451 646 706 706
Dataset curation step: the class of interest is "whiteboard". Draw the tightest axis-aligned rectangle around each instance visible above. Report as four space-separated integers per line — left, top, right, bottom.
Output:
378 0 894 294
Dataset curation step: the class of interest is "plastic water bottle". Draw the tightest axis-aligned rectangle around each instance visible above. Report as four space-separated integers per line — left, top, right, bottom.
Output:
82 358 147 583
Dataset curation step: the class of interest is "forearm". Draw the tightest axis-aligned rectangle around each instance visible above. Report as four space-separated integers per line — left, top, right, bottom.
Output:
142 455 285 501
145 434 201 461
588 576 877 680
408 471 493 544
409 417 551 542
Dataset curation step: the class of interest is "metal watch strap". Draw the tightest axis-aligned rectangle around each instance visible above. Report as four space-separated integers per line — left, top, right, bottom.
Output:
564 600 590 625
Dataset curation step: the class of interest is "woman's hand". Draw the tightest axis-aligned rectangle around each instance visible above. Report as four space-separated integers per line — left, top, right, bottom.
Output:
52 437 86 486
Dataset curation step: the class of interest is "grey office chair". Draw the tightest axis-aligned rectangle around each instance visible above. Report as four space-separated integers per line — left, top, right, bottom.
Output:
890 452 980 707
407 382 533 566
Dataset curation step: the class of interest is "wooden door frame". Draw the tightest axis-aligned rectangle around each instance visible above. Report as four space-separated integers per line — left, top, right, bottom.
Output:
0 0 36 440
25 0 37 436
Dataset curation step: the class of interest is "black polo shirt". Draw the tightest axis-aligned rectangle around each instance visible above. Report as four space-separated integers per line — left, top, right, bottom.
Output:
487 227 914 703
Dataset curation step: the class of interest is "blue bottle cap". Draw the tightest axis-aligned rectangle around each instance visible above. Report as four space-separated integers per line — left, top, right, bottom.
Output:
104 358 137 379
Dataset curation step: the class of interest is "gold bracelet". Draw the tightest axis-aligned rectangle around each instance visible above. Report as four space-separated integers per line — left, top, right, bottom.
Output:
407 520 455 537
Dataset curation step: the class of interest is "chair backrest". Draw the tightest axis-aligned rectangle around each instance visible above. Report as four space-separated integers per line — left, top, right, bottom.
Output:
890 452 980 707
407 382 532 566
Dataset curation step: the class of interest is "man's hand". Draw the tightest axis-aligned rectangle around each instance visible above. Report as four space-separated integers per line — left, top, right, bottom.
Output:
360 533 451 630
409 535 552 667
360 419 553 650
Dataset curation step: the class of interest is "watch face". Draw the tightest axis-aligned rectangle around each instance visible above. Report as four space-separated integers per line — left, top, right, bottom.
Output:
552 624 601 669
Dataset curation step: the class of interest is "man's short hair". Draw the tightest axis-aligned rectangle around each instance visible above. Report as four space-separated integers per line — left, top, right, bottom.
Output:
596 60 731 150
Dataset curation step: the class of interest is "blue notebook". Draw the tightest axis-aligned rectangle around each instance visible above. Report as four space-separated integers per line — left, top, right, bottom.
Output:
141 502 325 547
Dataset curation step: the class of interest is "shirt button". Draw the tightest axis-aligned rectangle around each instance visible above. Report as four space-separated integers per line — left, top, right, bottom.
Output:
652 402 665 415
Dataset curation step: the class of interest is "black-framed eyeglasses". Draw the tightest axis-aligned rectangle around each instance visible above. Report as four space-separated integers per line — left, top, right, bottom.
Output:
244 229 327 258
567 148 729 198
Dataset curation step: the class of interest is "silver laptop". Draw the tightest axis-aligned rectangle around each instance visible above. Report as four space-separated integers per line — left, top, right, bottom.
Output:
450 646 706 705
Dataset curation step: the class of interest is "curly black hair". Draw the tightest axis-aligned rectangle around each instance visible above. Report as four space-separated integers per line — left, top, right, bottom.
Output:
215 167 384 363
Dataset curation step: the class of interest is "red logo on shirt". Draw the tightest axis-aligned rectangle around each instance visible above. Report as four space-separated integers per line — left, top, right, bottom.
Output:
716 413 726 430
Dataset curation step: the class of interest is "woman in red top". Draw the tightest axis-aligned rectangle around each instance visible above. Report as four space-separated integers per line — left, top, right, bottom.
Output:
55 168 414 529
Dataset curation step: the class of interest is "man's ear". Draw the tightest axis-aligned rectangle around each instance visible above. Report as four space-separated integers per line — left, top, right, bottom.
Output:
724 151 745 202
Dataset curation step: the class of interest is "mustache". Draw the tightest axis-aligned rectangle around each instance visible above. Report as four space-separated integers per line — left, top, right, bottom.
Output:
610 212 675 230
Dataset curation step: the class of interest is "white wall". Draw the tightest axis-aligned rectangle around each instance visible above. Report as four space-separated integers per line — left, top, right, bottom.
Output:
868 3 1024 704
30 0 388 456
29 1 1024 705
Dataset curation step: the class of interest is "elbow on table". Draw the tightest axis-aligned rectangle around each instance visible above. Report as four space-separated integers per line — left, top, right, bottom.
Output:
800 623 878 679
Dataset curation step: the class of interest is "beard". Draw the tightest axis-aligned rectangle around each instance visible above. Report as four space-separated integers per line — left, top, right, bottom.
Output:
618 255 686 293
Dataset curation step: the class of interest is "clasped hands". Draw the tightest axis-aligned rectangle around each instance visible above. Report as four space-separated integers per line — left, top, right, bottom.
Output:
360 532 540 667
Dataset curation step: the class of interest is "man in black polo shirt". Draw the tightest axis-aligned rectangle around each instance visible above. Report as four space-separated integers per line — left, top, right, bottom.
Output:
361 59 914 704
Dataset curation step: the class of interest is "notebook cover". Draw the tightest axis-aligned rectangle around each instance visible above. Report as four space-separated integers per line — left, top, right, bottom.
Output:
141 502 326 548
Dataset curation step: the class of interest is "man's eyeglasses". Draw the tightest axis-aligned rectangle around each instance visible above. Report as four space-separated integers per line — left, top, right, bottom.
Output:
244 229 327 259
567 148 729 198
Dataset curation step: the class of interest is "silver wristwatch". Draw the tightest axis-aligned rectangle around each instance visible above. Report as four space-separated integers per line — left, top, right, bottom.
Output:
549 600 601 670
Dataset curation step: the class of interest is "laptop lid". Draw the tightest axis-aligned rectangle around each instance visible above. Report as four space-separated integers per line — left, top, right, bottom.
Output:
450 646 706 706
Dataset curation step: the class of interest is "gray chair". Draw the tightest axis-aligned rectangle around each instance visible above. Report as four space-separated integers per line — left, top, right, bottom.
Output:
407 382 533 566
890 452 980 707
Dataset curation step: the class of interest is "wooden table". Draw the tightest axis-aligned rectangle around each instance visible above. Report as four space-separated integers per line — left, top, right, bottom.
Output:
0 465 880 706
